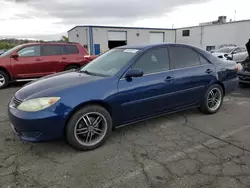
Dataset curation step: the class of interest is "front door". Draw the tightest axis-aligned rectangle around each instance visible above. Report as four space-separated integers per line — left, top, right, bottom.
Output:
11 45 46 78
117 47 175 124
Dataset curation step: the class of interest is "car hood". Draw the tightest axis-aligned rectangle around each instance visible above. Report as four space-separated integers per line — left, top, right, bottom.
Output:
15 71 104 100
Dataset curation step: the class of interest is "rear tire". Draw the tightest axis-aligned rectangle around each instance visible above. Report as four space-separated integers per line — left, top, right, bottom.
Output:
66 105 112 151
64 65 80 71
0 70 9 89
199 84 223 114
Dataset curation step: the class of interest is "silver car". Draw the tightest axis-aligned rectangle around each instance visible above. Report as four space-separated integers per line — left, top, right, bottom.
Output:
212 46 248 63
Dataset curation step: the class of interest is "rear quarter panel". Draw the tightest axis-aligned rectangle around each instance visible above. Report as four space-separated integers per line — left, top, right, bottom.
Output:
215 60 238 94
196 47 239 94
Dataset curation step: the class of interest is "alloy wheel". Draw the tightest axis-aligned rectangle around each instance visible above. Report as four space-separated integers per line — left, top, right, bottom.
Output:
74 112 108 147
207 88 222 111
0 74 5 87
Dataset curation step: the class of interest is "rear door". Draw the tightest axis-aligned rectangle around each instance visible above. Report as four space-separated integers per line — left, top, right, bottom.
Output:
41 44 64 74
61 45 88 68
11 45 46 78
167 45 217 108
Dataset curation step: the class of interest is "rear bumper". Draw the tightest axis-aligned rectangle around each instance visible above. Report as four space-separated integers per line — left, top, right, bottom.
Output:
223 77 239 94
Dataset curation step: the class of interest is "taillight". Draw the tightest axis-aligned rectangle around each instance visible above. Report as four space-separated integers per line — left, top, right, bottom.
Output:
235 64 239 72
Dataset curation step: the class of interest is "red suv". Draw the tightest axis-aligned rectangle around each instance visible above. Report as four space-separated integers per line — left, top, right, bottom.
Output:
0 42 96 89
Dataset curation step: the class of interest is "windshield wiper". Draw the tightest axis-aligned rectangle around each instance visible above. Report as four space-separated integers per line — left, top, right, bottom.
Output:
80 70 92 75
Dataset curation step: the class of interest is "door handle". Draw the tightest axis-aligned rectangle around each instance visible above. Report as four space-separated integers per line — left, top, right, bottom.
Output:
36 58 41 61
62 57 67 60
206 69 212 74
164 76 174 82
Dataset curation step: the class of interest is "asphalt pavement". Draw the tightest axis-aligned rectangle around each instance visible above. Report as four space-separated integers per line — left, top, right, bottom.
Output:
1 84 250 188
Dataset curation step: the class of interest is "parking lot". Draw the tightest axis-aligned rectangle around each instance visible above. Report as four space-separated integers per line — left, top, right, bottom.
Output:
0 84 250 188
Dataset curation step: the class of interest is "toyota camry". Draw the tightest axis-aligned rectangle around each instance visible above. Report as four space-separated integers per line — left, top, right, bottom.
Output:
8 44 239 151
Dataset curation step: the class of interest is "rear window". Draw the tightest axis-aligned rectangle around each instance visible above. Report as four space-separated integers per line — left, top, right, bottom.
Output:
42 45 63 56
64 45 79 54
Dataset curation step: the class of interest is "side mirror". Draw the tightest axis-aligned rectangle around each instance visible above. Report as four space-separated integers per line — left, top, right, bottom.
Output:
227 54 233 60
125 69 143 78
10 52 19 58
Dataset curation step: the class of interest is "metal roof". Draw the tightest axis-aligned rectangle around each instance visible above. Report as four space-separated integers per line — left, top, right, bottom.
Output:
68 25 174 33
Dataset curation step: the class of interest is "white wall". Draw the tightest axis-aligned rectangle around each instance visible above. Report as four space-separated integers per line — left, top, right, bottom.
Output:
176 20 250 50
176 27 202 48
68 27 90 52
92 27 176 52
202 21 250 49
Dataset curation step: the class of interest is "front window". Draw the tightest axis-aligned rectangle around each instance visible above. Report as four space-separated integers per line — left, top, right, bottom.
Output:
18 46 41 57
80 48 140 76
216 47 234 53
0 44 24 57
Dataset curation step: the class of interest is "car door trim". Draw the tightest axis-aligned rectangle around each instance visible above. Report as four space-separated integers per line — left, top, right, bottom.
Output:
121 85 205 107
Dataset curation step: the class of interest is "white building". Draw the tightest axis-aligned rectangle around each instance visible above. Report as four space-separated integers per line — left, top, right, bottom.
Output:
176 19 250 51
68 18 250 55
68 26 175 55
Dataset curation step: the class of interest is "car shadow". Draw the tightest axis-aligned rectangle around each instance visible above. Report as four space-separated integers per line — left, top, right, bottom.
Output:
26 108 199 154
8 82 27 88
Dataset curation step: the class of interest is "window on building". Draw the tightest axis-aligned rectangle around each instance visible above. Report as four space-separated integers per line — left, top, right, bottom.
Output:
182 30 190 37
42 45 63 56
18 46 41 57
132 48 170 74
169 46 200 69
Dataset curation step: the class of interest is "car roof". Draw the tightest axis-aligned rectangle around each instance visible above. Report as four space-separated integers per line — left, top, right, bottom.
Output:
20 42 78 46
116 43 202 50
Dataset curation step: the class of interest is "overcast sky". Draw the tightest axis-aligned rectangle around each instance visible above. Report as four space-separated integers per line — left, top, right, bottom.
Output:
0 0 249 40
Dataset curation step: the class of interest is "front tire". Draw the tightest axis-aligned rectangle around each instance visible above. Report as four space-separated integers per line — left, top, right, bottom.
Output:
200 84 223 114
0 70 9 89
66 105 112 151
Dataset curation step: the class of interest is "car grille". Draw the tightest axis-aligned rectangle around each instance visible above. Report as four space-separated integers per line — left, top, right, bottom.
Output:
11 97 23 108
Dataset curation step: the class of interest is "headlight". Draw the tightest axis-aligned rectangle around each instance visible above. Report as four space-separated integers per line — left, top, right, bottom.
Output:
17 97 60 112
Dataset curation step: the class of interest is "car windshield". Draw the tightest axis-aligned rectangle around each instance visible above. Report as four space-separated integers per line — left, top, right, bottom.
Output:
80 48 140 76
216 47 234 53
0 44 23 57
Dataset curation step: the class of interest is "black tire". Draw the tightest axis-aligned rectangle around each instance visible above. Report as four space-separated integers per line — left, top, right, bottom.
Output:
66 105 112 151
64 65 80 71
199 84 224 114
0 70 10 89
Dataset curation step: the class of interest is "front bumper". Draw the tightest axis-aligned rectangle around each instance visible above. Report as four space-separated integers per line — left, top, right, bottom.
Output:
8 107 66 142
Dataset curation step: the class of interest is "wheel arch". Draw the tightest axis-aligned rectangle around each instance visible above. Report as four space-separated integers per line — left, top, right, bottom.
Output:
209 80 225 96
0 66 12 80
64 100 113 134
64 63 81 70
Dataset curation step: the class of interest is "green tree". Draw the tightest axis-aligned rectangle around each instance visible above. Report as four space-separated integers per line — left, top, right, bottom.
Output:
0 42 16 50
60 36 69 42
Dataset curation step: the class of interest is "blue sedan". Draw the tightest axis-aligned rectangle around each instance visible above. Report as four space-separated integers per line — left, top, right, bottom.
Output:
8 44 239 150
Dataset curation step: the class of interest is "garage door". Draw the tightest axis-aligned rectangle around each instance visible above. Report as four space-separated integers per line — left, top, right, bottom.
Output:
150 32 164 44
108 31 127 41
